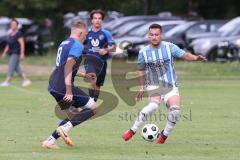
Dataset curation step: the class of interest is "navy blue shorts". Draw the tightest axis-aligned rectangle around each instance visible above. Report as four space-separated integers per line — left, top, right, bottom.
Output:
50 87 90 108
85 61 107 87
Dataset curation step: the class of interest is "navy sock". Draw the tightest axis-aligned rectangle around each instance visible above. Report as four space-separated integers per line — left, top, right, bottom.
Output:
94 89 100 102
51 119 69 140
70 108 95 127
89 89 95 98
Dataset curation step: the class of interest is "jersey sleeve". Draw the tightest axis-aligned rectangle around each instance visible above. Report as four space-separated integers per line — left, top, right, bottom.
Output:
17 31 23 39
169 43 185 58
103 29 115 45
137 51 146 70
68 42 83 59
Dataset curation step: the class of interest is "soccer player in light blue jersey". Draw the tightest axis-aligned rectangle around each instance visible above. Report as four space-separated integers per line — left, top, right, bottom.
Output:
122 24 207 144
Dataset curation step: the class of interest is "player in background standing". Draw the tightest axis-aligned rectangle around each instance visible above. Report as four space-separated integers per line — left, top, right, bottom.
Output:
85 9 116 102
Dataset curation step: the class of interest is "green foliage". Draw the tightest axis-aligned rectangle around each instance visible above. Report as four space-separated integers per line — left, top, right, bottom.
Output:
0 0 239 20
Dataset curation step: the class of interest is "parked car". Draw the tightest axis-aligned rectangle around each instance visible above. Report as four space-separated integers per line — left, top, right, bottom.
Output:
164 20 227 49
112 20 147 38
189 17 240 61
111 20 185 59
104 15 182 32
216 36 240 62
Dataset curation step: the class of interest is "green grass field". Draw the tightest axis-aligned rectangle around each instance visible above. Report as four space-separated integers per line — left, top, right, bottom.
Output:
0 58 240 160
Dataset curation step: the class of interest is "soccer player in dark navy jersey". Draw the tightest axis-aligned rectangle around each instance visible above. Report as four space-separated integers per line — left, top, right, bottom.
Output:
85 9 116 102
42 20 96 149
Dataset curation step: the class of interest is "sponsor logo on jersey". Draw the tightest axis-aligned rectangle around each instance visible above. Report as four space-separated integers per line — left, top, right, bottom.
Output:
91 39 99 47
99 34 104 40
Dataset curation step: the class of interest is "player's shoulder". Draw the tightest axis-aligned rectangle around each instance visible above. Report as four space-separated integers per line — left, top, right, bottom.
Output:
101 28 111 33
101 28 112 36
72 38 83 49
16 31 23 37
139 45 151 54
59 38 73 46
161 41 173 46
162 41 179 48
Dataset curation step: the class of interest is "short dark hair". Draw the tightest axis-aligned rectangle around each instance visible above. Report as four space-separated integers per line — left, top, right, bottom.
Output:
149 24 162 32
90 9 105 20
11 18 19 25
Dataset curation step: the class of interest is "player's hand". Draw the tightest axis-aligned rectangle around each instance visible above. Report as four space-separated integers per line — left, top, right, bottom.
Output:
196 55 207 61
20 54 25 60
99 49 108 55
1 54 6 60
64 93 73 103
85 73 96 81
135 86 144 102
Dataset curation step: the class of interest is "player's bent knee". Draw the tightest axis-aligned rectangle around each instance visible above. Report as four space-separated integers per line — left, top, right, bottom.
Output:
167 105 180 123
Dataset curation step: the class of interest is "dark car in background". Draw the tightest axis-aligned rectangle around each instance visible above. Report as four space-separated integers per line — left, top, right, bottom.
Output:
104 15 182 32
112 20 185 58
189 17 240 61
163 20 227 49
216 36 240 62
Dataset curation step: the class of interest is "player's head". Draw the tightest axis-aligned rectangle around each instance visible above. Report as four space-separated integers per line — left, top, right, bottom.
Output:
90 9 104 29
10 18 19 31
148 24 163 47
70 20 88 42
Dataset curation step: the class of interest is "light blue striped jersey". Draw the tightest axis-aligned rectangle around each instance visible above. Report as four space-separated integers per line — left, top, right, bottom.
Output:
138 41 185 87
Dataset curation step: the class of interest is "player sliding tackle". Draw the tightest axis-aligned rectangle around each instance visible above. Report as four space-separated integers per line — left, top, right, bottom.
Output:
122 24 207 144
42 20 96 149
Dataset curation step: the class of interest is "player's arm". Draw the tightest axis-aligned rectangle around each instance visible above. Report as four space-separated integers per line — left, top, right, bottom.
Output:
77 71 96 80
18 37 25 60
106 44 116 52
1 44 9 59
99 44 116 55
99 30 116 55
64 58 76 102
76 70 86 77
170 43 207 61
183 52 207 61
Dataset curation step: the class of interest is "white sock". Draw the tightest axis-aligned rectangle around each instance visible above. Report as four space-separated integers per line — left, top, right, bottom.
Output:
131 102 159 132
61 121 73 132
46 136 56 144
163 105 180 136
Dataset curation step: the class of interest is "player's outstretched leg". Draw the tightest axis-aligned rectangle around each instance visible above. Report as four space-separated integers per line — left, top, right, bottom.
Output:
122 101 159 141
42 98 96 148
57 102 96 147
156 105 180 144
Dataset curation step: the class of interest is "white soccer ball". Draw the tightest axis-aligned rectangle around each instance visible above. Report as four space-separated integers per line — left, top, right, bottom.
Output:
141 124 160 142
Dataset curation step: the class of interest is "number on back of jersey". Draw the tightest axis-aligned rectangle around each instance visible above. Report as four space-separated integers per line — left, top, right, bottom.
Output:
56 47 63 66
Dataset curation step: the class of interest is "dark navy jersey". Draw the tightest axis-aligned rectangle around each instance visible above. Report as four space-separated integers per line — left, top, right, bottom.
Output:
86 28 115 61
6 31 23 55
48 38 83 93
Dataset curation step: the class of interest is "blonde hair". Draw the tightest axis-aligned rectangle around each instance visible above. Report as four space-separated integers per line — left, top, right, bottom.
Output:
71 20 87 31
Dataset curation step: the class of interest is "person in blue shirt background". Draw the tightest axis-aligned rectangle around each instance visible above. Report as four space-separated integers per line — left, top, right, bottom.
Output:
85 9 116 102
0 18 31 87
